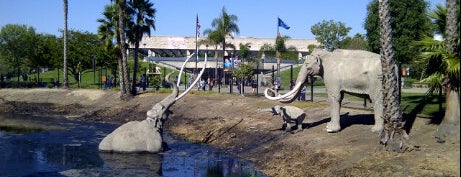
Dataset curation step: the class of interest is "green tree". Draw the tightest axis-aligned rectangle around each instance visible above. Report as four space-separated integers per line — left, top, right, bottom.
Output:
275 35 287 58
201 29 225 79
201 29 224 58
126 0 156 95
204 6 239 93
101 0 130 98
233 62 254 95
310 20 351 51
435 0 460 143
97 4 119 78
207 7 239 59
378 0 410 152
66 30 103 85
413 1 460 144
0 24 37 87
258 43 275 59
32 34 61 69
365 0 432 64
339 33 369 50
239 42 252 62
307 44 319 55
98 4 117 48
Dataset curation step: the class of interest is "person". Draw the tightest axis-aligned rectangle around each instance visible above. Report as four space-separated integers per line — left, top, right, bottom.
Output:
299 84 306 101
140 74 147 91
188 76 194 89
251 77 258 94
207 77 214 91
273 77 281 92
236 79 242 94
290 80 295 90
110 76 115 88
53 79 59 88
200 79 207 91
105 76 112 89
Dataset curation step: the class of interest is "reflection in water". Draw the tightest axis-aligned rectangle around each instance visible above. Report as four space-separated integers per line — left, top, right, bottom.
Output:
0 113 265 177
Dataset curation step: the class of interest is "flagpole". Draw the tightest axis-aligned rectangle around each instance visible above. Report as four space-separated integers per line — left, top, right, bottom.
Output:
276 17 280 78
277 17 279 37
195 14 199 78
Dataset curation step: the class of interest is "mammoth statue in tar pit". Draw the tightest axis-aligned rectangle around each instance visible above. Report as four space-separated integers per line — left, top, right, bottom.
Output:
265 49 388 133
99 53 207 153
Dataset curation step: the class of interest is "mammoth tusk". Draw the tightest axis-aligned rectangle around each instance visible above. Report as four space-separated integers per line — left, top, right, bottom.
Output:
264 81 303 101
175 53 207 101
176 53 195 88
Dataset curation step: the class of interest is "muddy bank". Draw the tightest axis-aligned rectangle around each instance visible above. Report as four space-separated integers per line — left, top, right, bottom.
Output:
0 88 459 177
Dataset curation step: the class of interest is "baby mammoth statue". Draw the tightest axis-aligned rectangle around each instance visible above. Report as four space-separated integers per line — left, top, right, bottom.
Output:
272 105 306 133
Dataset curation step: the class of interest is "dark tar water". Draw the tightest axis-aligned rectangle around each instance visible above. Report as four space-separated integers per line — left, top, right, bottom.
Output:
0 113 265 177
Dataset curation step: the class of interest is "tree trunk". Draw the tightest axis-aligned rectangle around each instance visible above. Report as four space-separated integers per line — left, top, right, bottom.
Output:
63 0 69 89
131 41 139 96
445 0 459 55
378 0 412 152
436 89 460 143
435 0 460 143
118 0 130 99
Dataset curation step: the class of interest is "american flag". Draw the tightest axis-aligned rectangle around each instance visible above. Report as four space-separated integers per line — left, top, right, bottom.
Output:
196 15 200 37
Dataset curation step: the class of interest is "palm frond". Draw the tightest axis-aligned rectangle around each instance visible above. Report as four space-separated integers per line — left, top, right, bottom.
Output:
420 72 444 94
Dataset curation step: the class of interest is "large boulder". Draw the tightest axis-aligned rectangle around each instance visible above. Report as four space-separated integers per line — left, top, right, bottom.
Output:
99 119 162 153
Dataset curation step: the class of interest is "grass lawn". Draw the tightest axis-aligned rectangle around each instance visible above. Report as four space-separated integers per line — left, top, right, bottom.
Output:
6 61 446 119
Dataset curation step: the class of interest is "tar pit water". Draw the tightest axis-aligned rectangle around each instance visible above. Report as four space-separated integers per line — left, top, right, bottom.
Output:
0 113 265 177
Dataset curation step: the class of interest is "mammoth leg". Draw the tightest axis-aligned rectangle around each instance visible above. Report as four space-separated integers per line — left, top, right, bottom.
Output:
283 118 291 132
326 92 342 133
370 93 384 133
292 114 305 133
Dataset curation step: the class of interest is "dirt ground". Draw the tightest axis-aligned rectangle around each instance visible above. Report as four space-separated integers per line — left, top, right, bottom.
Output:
0 88 459 177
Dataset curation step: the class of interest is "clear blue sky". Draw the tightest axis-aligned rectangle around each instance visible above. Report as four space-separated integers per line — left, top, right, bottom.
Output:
0 0 445 39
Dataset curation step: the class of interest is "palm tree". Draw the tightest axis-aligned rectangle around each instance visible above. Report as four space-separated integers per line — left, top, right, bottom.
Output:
413 1 460 144
205 7 239 93
116 0 130 98
239 42 251 62
208 7 239 60
126 0 156 96
435 0 460 143
378 0 411 152
63 0 69 88
97 5 117 53
98 3 129 98
201 30 223 88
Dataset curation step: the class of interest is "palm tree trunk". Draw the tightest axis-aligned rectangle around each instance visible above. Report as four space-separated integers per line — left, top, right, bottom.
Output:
378 0 411 152
435 0 460 143
445 0 459 55
118 0 130 98
131 41 140 95
63 0 69 89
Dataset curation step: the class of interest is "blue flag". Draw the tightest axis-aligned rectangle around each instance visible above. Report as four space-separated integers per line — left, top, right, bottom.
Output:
278 17 290 30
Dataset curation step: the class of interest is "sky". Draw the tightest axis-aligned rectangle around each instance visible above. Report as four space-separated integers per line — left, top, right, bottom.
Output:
0 0 445 40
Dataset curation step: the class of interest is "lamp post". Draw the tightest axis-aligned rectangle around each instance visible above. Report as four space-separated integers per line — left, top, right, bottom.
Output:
230 52 234 94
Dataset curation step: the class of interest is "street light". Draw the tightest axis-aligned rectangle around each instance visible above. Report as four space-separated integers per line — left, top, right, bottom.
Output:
230 52 234 94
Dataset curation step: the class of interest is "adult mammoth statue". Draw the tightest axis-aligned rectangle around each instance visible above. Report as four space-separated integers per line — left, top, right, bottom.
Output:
265 49 385 133
99 53 207 153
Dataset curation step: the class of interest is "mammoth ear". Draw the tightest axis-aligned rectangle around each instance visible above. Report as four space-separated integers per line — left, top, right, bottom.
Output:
315 56 320 64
